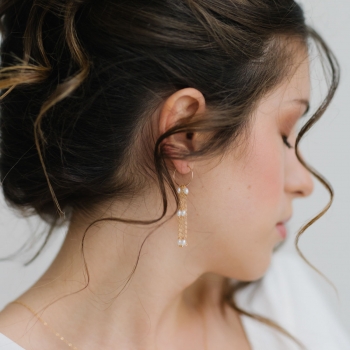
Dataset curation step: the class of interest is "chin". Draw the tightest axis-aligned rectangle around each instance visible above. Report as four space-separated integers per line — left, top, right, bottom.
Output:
229 254 273 282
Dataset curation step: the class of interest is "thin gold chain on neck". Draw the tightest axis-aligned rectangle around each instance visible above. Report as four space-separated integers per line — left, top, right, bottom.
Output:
9 300 79 350
10 300 209 350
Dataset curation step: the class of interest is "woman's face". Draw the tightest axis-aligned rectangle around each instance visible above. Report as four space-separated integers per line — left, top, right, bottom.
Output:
188 52 313 281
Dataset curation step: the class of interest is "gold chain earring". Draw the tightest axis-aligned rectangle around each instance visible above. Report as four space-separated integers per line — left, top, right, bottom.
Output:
173 165 193 248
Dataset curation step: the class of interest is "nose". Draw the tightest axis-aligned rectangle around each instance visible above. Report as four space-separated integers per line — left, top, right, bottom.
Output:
285 148 314 198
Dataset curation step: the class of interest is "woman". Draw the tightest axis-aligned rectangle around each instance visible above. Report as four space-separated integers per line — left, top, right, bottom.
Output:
0 0 348 349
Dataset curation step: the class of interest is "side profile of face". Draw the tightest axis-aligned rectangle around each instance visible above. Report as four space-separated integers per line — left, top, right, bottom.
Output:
161 46 314 282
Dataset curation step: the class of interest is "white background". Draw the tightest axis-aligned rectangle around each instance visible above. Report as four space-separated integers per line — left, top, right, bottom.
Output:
1 0 350 333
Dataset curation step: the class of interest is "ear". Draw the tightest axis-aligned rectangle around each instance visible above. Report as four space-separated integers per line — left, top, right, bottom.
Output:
159 88 206 175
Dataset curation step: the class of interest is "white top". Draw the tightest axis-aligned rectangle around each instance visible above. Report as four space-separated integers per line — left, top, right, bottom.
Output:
235 250 350 349
0 250 349 349
0 333 24 350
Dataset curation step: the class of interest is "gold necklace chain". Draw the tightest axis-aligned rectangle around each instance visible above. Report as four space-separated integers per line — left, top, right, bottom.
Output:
10 300 209 350
9 300 79 350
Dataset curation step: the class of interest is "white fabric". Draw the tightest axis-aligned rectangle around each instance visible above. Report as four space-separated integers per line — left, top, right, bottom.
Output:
0 334 24 350
235 250 350 349
0 251 349 349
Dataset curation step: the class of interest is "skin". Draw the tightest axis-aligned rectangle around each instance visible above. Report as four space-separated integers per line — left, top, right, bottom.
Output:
0 47 313 350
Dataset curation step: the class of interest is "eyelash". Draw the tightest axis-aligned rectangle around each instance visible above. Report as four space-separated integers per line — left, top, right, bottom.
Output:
282 135 293 149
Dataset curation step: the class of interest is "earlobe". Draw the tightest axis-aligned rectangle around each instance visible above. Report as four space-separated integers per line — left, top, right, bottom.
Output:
159 88 205 175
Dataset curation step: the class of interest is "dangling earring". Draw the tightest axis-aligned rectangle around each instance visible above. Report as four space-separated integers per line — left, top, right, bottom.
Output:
173 165 193 248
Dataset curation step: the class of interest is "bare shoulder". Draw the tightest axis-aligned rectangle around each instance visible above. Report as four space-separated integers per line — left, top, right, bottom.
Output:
0 303 68 350
0 303 39 349
0 303 29 330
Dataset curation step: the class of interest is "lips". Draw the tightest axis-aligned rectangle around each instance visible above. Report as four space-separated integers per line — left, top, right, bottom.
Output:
276 222 287 239
276 215 291 239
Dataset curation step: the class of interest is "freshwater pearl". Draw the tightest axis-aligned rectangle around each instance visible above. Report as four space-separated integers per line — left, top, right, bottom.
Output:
177 187 181 193
183 187 189 195
178 239 187 247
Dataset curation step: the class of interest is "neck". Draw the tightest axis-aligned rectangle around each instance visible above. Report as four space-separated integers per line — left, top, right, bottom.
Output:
15 199 231 350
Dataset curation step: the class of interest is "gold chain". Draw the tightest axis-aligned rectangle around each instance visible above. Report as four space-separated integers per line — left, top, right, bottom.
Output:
10 300 209 350
9 300 79 350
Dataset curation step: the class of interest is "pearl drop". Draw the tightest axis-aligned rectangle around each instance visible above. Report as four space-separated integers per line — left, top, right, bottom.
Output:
177 210 182 217
177 239 187 247
183 187 189 195
182 210 186 216
177 187 181 193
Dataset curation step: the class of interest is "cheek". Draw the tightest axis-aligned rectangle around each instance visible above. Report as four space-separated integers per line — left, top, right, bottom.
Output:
247 136 284 208
192 133 284 235
190 127 285 279
217 125 285 225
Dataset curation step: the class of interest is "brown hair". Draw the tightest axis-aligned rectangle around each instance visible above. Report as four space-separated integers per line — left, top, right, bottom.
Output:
0 0 340 348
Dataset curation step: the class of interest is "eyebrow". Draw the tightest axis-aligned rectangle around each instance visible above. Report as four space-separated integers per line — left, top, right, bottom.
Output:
292 99 310 117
